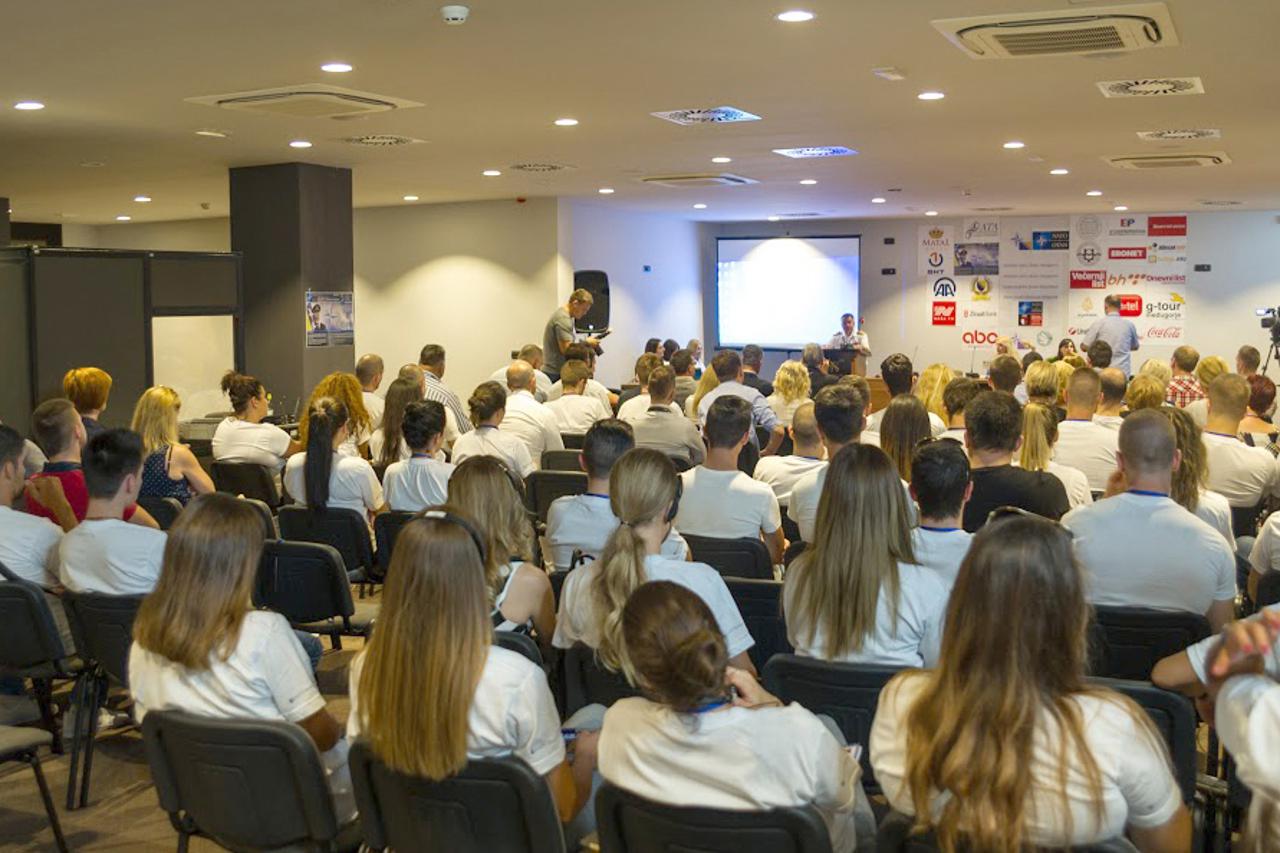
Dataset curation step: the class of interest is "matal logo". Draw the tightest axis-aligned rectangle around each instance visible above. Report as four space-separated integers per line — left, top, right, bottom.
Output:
928 228 945 240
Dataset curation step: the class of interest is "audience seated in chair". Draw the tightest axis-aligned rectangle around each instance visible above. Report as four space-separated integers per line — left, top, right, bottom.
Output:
1166 346 1206 409
1203 373 1280 510
450 381 536 478
1052 368 1120 492
356 353 385 429
785 444 946 668
987 354 1022 396
212 371 299 470
879 396 933 484
675 396 784 565
1095 368 1127 430
789 385 865 543
752 401 824 508
132 386 215 505
938 377 980 444
369 376 423 469
419 343 472 446
695 351 785 455
488 343 554 402
1156 406 1235 548
670 349 699 412
909 439 973 589
383 401 454 512
624 366 705 467
764 359 811 429
616 353 669 420
1021 402 1094 509
871 512 1190 851
739 344 774 399
284 397 383 522
300 371 374 460
867 354 945 437
62 366 112 441
499 360 564 468
545 359 612 434
546 343 617 412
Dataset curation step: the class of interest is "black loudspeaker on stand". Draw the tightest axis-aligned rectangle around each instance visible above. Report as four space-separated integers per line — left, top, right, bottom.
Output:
574 270 611 333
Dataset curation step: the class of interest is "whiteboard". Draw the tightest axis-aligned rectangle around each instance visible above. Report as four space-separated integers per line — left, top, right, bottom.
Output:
151 315 236 419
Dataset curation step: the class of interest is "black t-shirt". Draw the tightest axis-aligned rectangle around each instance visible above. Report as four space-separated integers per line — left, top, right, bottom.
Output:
808 368 838 398
743 371 774 399
962 464 1071 532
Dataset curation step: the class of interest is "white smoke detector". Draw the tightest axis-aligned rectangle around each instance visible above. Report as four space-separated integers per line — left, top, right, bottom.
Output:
441 5 469 25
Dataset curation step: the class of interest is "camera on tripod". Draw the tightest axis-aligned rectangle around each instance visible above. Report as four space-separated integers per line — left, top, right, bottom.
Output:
1258 307 1280 342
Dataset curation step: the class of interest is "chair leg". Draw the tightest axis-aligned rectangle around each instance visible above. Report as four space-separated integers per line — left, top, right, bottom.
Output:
78 674 103 809
176 829 190 853
30 677 62 755
26 751 70 853
64 674 87 810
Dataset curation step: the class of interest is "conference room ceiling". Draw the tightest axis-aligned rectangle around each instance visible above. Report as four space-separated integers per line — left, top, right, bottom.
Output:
2 0 1278 225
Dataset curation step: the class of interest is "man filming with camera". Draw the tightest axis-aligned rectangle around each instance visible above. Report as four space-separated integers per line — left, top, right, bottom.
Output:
1081 294 1141 378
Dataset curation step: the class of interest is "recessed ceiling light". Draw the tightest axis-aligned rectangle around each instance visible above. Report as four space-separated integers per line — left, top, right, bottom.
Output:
14 101 45 111
711 156 732 164
1086 190 1103 197
598 188 615 195
133 195 152 203
776 10 815 22
403 195 419 202
767 215 781 222
79 161 105 168
482 169 502 177
799 179 818 185
553 118 579 127
1049 168 1070 176
1113 205 1129 212
320 62 353 73
693 203 708 210
1002 141 1025 150
289 140 313 149
917 91 945 101
925 210 939 216
195 129 228 138
115 215 131 221
871 197 887 204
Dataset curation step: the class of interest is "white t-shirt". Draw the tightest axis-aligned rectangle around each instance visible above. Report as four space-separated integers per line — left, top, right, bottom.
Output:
675 467 781 540
450 425 536 479
1095 414 1125 431
766 395 809 428
545 493 687 571
1204 431 1280 507
489 366 554 402
1196 489 1234 544
866 408 946 438
910 527 972 588
548 377 613 413
1185 398 1210 429
362 391 385 430
499 390 564 469
383 455 456 512
617 394 681 422
789 462 915 543
283 451 383 515
367 429 409 466
59 519 167 595
871 672 1182 847
347 645 565 775
1063 492 1236 617
0 504 63 586
938 427 966 444
600 698 862 853
1250 511 1280 577
1052 420 1119 491
211 417 292 470
1048 461 1094 509
553 553 753 658
784 560 946 668
752 455 826 507
1214 674 1280 841
545 394 612 434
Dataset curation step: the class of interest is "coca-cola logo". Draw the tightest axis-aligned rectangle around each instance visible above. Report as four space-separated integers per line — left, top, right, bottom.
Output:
1146 326 1183 340
962 330 1000 345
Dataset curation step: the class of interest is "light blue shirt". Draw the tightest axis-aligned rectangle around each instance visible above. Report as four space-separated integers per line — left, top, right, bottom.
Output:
1081 314 1141 377
696 379 779 439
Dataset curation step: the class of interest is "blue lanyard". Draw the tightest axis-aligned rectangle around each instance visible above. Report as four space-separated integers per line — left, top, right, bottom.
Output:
411 453 433 459
585 492 609 500
1127 489 1168 497
692 699 730 714
919 525 961 532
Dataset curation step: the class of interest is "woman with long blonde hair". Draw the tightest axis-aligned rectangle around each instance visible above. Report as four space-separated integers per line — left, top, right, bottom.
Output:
870 513 1189 852
687 367 720 420
784 443 945 666
131 385 214 503
347 510 594 824
1157 406 1234 543
300 372 372 458
1024 361 1066 422
552 448 754 674
1019 402 1092 508
880 396 933 483
446 456 555 645
765 360 811 427
914 363 955 425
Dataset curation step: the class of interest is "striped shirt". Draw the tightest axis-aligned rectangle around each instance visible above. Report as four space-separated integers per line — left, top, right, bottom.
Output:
423 370 472 434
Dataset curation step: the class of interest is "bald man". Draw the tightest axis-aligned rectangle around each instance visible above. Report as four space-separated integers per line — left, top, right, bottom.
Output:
356 353 385 428
751 401 827 507
1094 368 1127 431
498 359 563 468
1063 410 1236 630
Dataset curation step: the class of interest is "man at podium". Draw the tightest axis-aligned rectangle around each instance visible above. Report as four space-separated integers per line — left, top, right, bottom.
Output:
825 313 871 375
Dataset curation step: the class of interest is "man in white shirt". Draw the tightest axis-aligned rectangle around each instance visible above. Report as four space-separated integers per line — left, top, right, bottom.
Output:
790 385 866 542
1053 367 1120 491
546 342 618 412
696 351 784 455
1063 411 1236 630
617 356 683 422
626 366 705 467
753 402 824 507
940 377 980 445
545 359 613 434
865 354 946 437
383 401 455 512
489 344 553 402
1094 368 1126 430
1204 373 1280 508
545 420 687 570
59 429 167 595
908 438 973 588
356 353 385 429
677 397 784 563
0 425 69 587
499 360 563 469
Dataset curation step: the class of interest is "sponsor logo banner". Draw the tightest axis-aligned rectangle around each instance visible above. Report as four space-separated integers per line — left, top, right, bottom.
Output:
962 330 1001 345
1148 215 1187 237
1070 269 1106 289
1031 230 1069 250
970 276 993 301
918 225 953 277
1018 301 1044 326
1076 243 1103 265
1118 294 1143 317
1109 246 1147 260
932 277 956 297
962 218 1001 241
955 242 1000 276
931 301 956 325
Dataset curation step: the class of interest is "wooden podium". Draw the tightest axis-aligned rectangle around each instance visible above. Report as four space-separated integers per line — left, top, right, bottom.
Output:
824 348 867 377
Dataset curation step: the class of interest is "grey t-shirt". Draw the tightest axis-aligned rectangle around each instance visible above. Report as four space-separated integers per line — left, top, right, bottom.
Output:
543 306 576 373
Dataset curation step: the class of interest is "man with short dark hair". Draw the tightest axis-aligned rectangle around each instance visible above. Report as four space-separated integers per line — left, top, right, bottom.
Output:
1237 345 1262 378
1095 368 1127 430
1081 293 1140 376
546 342 618 411
670 349 698 411
1203 373 1280 508
941 377 980 442
543 289 599 381
356 353 385 428
383 401 454 512
676 397 784 564
59 429 167 594
626 366 705 466
962 391 1069 531
740 344 774 398
545 360 612 433
752 401 825 507
868 353 945 436
909 439 973 586
1054 368 1120 491
418 343 472 442
1166 346 1205 408
0 424 69 587
987 355 1022 394
618 353 676 420
489 344 552 400
1063 411 1236 630
544 420 686 570
788 385 866 542
695 351 784 455
1086 340 1113 370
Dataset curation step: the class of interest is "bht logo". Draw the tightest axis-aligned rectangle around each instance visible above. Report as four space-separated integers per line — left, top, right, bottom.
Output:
931 302 956 325
1119 217 1137 227
1109 247 1147 260
932 277 956 297
1119 295 1143 316
961 330 999 345
928 251 945 268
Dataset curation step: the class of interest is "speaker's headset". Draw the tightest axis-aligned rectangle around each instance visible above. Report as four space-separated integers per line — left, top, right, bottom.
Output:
665 475 683 524
418 509 488 564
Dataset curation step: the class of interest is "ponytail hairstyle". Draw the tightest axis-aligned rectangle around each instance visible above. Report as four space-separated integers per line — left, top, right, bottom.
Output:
1160 405 1207 512
591 448 679 674
302 396 348 511
1019 402 1058 472
377 377 423 470
467 381 507 428
221 370 265 416
622 581 728 713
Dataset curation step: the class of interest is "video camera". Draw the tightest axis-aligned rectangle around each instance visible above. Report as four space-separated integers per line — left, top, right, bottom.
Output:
1258 307 1280 342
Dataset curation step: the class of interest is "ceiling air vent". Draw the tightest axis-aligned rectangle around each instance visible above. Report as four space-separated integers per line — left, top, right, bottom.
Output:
1105 152 1231 169
933 3 1176 59
1199 200 1242 206
972 206 1015 212
508 162 573 173
650 106 761 125
1097 77 1204 98
1137 128 1220 141
342 134 425 147
780 213 823 218
641 173 758 188
186 84 423 119
772 146 857 158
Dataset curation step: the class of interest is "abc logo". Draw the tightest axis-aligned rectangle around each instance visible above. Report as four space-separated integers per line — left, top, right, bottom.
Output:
962 330 999 345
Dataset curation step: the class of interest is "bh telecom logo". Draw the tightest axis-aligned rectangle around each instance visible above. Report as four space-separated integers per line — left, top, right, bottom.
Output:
932 277 956 297
970 277 992 300
1118 295 1143 317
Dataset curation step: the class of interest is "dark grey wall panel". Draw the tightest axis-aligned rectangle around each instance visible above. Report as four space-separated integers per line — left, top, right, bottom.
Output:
151 256 239 310
0 251 31 428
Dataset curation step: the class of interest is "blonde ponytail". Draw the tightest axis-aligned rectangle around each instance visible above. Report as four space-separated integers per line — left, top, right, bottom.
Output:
1019 402 1057 472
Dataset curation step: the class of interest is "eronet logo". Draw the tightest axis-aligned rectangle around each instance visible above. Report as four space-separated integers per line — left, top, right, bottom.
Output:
1108 247 1147 260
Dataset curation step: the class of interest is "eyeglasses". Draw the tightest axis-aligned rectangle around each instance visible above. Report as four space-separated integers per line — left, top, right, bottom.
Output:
984 505 1074 537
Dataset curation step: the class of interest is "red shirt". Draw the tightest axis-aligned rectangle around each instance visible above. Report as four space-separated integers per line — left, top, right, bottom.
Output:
26 462 135 523
1165 375 1206 409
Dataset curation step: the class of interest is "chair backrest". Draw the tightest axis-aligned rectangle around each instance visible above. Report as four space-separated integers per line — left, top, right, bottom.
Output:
683 534 774 580
1087 676 1197 804
540 449 583 472
667 455 692 474
278 506 375 579
1232 501 1265 538
350 744 565 853
738 440 760 476
0 580 70 673
62 590 144 687
1090 606 1211 681
238 497 277 540
560 433 585 450
374 511 416 574
562 643 638 717
781 514 801 544
875 810 1138 852
211 461 282 508
256 540 355 626
762 654 903 793
595 781 832 853
1257 571 1280 608
725 578 793 673
524 471 588 525
141 710 342 851
137 496 184 530
549 570 571 607
495 631 543 666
